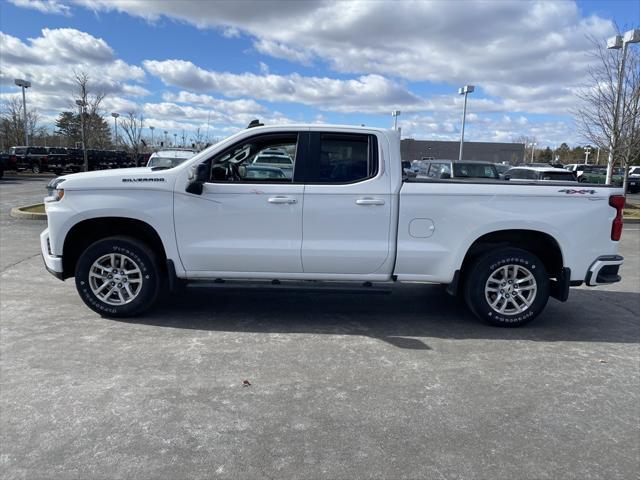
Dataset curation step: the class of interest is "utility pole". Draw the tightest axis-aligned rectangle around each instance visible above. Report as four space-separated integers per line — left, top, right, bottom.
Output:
76 100 88 171
111 112 120 148
529 142 537 163
605 29 640 184
391 110 401 130
14 79 31 147
584 146 592 164
457 85 474 161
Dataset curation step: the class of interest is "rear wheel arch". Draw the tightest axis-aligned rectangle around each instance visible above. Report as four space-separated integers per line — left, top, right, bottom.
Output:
458 229 564 282
62 217 167 279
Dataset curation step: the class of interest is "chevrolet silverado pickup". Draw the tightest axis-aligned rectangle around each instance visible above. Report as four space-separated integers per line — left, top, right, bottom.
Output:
42 125 625 327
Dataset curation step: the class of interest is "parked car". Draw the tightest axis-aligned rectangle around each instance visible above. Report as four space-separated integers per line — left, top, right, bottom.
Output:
9 146 49 173
251 148 294 178
564 164 603 180
579 167 624 187
147 149 197 169
494 163 511 179
418 160 500 180
41 125 625 327
0 151 11 179
505 167 578 182
401 160 417 178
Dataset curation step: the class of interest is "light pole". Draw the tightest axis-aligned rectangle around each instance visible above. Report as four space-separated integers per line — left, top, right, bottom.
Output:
111 112 120 148
14 79 31 147
458 85 474 161
605 29 640 184
584 146 592 164
529 142 537 163
76 100 88 171
164 130 168 146
173 133 177 146
391 110 401 130
150 126 155 147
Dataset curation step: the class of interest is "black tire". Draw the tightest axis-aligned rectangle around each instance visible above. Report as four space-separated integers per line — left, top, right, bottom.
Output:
0 166 4 179
75 236 161 317
578 176 588 183
463 247 550 327
31 162 41 174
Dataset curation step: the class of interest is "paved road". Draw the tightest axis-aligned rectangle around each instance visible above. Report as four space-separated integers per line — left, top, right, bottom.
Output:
1 175 638 479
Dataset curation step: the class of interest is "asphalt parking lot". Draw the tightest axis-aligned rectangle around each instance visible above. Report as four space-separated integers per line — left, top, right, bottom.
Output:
1 174 639 480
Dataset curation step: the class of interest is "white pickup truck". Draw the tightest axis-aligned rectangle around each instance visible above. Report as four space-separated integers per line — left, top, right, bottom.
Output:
42 125 625 327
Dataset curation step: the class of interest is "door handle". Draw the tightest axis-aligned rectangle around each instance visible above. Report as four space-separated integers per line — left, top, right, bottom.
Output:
356 197 385 205
268 196 297 204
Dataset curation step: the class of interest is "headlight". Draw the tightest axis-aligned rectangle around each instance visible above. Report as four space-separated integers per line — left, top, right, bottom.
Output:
52 188 65 201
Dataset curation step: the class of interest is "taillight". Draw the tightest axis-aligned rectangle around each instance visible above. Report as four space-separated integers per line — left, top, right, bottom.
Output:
609 195 625 241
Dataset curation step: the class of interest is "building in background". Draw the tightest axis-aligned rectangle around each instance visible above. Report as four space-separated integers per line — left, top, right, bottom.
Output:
401 139 525 164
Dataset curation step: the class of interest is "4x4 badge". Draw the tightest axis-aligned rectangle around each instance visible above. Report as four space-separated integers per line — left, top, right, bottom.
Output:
558 189 596 195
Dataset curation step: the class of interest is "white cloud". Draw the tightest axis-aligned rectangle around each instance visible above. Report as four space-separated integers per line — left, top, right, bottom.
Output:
8 0 70 15
144 59 425 114
68 0 614 115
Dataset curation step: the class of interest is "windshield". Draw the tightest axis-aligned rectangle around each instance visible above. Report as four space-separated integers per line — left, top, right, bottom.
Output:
148 156 188 169
453 163 498 179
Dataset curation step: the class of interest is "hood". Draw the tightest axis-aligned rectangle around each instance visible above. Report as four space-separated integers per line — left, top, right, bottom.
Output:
56 167 174 190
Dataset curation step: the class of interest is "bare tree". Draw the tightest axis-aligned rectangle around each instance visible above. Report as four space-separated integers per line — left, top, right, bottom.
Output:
0 96 42 149
119 111 145 156
73 71 111 150
574 35 640 186
190 127 205 150
512 135 538 163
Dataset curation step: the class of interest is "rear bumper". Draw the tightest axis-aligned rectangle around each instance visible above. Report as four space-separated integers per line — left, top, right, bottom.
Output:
40 228 64 280
585 255 623 286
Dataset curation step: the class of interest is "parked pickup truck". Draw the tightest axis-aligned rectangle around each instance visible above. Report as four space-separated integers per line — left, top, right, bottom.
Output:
41 125 626 327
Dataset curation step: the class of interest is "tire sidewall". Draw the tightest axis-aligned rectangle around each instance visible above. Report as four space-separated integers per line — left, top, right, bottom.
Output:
75 238 159 317
466 249 549 327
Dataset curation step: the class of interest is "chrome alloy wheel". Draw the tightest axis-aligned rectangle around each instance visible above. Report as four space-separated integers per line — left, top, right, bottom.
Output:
485 264 537 315
89 253 143 305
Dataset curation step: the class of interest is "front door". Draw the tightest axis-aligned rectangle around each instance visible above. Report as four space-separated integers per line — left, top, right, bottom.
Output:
174 131 306 275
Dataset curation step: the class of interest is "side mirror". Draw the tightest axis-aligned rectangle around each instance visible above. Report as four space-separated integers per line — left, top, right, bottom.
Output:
440 172 451 179
504 174 511 181
186 163 209 195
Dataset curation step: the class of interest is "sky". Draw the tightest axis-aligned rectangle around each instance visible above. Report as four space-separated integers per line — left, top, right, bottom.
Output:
0 0 638 147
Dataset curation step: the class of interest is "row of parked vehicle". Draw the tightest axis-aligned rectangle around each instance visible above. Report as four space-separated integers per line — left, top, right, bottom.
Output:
402 159 640 193
0 146 151 178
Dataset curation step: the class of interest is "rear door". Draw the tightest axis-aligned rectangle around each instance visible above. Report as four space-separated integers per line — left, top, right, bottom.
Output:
299 131 392 275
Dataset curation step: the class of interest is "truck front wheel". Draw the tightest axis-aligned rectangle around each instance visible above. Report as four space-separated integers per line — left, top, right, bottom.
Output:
463 248 549 327
75 236 161 317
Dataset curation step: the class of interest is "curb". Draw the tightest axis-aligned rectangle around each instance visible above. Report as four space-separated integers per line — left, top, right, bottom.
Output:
10 203 47 220
624 217 640 224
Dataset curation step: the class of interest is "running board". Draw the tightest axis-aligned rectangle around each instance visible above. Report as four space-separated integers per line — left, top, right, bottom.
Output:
186 279 392 295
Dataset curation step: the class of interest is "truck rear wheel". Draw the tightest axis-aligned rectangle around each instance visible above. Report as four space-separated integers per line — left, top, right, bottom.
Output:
75 236 161 317
463 247 549 327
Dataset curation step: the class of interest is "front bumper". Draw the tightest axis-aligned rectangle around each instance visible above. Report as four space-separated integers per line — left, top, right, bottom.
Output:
585 255 623 286
40 228 64 280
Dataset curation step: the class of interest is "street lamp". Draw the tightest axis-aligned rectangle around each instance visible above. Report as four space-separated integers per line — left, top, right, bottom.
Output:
584 146 592 165
164 130 168 146
605 28 640 184
529 142 537 163
173 133 177 146
76 99 88 171
149 126 155 146
391 110 401 130
458 85 474 161
111 112 120 148
14 79 31 147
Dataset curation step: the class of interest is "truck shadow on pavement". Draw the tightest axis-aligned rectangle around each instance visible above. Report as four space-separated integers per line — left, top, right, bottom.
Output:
112 283 640 350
